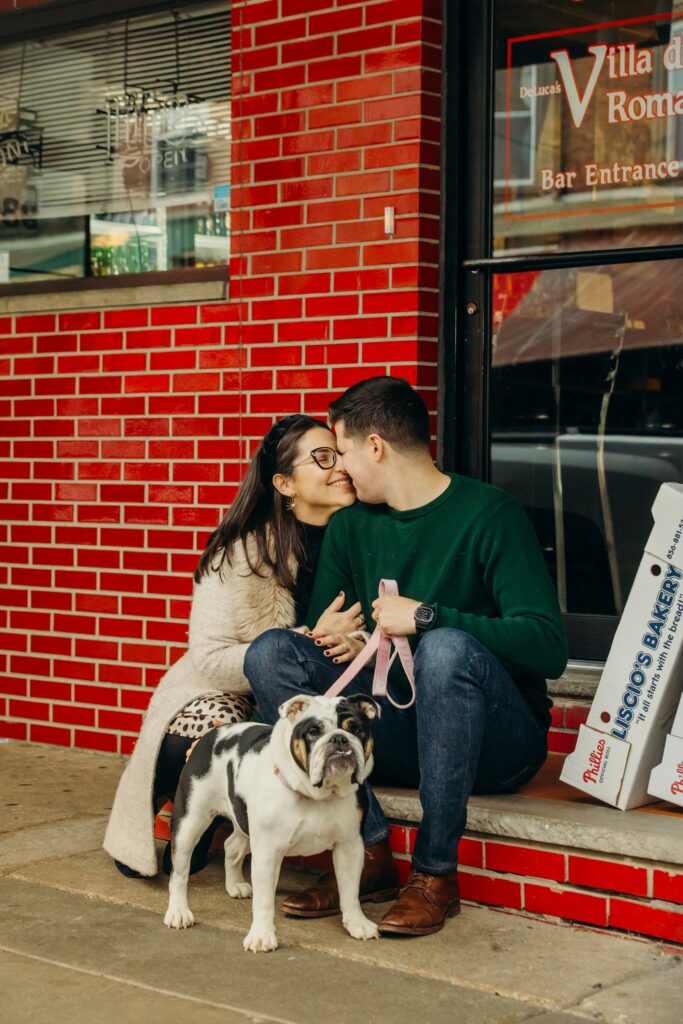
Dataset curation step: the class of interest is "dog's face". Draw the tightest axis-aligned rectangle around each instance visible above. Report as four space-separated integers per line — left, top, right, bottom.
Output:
278 693 380 789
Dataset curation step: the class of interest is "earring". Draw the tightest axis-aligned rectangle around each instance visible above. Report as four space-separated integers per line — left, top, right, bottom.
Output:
285 496 296 513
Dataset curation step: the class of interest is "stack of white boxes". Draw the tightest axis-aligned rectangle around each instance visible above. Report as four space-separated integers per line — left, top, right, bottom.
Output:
648 694 683 807
560 482 683 810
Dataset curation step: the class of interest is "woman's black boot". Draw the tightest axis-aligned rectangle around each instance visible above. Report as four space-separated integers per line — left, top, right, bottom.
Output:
114 859 143 879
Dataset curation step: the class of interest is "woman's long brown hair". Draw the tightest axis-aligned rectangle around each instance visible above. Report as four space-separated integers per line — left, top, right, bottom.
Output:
194 415 329 591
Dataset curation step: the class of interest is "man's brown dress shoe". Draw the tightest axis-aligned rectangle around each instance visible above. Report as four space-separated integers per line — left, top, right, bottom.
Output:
379 869 460 935
280 837 400 918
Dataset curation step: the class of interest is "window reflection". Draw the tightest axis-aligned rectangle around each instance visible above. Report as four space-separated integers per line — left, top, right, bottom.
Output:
490 261 683 616
494 0 683 254
0 3 230 284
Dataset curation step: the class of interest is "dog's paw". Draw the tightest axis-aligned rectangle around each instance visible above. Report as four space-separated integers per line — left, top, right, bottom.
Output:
226 881 253 899
343 914 380 941
243 926 278 953
164 903 195 930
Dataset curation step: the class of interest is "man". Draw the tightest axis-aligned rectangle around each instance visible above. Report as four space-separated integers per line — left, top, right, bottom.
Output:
245 376 567 936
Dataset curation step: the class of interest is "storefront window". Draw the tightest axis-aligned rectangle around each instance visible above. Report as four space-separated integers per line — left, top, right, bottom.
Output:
0 2 230 285
494 0 683 255
490 260 683 617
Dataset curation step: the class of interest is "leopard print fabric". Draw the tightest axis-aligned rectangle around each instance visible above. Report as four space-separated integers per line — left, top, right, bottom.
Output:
167 692 254 739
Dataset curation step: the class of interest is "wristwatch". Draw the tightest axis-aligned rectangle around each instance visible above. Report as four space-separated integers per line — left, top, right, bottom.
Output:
414 602 437 633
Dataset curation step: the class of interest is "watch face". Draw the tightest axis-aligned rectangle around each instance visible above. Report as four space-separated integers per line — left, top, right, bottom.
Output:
415 604 434 627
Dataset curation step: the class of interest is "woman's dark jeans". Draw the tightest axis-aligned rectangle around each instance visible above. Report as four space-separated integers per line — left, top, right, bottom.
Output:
244 627 548 875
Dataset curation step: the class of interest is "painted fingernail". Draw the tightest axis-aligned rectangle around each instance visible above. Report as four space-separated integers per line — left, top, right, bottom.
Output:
315 640 322 645
333 658 339 664
324 651 330 657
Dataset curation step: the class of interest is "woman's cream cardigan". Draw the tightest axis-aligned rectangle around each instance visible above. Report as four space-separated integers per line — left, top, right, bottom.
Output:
103 539 296 876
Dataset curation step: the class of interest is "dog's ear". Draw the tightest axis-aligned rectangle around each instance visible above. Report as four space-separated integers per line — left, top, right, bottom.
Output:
278 695 312 723
344 694 381 720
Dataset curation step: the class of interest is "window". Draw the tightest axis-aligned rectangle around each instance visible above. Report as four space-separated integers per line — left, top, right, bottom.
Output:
493 0 683 255
493 65 538 187
490 261 683 618
443 0 683 659
666 19 683 169
0 1 230 289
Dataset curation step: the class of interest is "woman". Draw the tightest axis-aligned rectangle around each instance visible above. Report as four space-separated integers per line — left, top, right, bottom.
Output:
104 414 366 878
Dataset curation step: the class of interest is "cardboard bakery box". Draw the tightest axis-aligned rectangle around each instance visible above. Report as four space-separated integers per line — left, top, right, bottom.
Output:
647 733 683 808
648 670 683 807
560 482 683 809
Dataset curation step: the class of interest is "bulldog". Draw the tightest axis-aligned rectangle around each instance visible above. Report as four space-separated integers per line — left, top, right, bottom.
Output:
164 692 381 952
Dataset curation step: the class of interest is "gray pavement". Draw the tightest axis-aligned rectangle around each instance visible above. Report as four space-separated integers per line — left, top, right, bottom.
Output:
1 739 682 1024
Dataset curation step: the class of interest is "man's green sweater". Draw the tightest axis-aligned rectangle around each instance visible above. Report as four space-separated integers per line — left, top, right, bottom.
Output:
306 474 568 727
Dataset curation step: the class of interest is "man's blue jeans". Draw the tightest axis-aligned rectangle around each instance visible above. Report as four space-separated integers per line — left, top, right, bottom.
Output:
244 627 548 876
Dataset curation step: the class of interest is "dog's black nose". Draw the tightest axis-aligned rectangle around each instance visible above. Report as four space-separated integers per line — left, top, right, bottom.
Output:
332 733 350 750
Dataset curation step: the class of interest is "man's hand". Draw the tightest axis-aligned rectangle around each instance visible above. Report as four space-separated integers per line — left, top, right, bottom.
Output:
311 592 365 637
371 595 422 636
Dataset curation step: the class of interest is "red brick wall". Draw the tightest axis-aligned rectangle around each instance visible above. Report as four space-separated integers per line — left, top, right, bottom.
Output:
229 0 441 407
0 0 442 752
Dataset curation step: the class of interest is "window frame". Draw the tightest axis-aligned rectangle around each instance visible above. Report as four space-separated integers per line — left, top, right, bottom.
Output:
0 0 230 298
441 0 683 662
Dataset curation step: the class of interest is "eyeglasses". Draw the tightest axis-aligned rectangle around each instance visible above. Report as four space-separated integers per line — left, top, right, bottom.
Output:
292 446 338 470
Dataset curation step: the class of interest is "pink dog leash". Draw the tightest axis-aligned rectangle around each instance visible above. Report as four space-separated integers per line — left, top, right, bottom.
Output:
324 579 416 709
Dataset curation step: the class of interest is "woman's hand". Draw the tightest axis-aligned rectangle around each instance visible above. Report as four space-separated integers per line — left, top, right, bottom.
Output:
312 632 366 664
311 592 366 636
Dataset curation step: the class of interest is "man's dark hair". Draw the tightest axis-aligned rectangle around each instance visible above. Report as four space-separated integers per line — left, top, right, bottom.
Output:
329 376 430 451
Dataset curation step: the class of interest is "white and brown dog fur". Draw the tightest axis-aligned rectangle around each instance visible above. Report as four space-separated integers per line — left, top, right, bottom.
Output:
164 692 381 952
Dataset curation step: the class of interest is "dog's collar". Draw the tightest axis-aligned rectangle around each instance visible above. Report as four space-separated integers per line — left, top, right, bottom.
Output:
273 765 313 800
273 765 344 800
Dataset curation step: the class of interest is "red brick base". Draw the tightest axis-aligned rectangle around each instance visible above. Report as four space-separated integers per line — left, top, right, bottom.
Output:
548 698 590 754
389 825 683 946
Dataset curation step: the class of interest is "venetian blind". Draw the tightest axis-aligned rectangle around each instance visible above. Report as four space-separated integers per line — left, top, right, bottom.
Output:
0 2 231 216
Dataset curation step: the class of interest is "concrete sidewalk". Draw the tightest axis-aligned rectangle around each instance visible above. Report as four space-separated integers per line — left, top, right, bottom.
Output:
1 740 681 1024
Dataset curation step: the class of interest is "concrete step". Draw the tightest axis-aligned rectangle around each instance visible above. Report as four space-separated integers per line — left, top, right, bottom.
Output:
378 754 683 946
549 660 602 700
380 754 683 866
4 736 681 1016
8 743 683 1024
4 871 682 1024
155 752 683 946
152 662 682 950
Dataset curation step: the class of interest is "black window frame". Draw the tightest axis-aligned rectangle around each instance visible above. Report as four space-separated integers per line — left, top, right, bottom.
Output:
0 0 230 297
440 0 683 661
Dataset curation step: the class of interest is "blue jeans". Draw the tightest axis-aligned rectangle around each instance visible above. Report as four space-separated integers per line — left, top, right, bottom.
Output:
244 627 548 875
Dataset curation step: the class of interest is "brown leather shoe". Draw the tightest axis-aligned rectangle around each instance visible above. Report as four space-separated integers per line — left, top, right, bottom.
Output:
379 869 460 936
280 838 400 918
